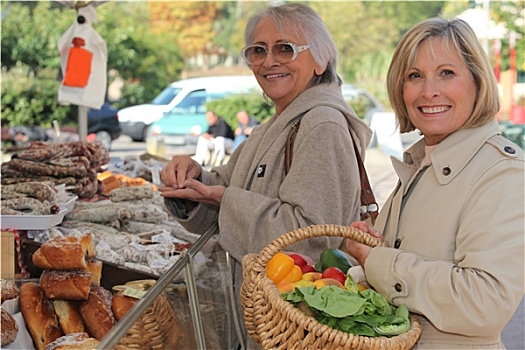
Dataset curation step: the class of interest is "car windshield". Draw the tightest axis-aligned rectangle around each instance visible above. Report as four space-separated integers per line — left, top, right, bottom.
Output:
152 86 183 105
168 90 227 115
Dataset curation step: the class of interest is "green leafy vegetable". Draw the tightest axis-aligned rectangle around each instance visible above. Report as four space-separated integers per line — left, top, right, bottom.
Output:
282 283 411 337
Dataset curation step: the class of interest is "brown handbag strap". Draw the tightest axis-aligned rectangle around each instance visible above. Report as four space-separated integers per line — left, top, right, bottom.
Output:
285 117 302 175
285 116 378 224
352 140 379 224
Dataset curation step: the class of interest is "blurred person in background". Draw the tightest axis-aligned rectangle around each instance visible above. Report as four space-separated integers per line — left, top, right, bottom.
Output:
232 109 259 152
193 110 234 167
346 17 524 349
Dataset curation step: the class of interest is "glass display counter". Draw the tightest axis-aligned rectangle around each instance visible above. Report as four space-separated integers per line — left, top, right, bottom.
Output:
98 223 239 349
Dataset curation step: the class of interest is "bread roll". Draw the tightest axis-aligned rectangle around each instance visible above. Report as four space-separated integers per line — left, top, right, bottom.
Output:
44 332 99 350
20 282 63 350
111 290 137 321
32 234 95 270
83 259 102 286
32 238 86 270
40 270 91 300
79 286 116 340
77 233 96 258
52 300 85 334
0 279 19 304
1 307 18 346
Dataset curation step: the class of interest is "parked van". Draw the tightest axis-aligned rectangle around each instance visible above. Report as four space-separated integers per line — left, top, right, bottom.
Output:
118 75 259 142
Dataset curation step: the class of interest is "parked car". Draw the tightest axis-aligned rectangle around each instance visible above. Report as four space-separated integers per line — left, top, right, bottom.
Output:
118 75 258 142
87 102 121 150
145 76 261 156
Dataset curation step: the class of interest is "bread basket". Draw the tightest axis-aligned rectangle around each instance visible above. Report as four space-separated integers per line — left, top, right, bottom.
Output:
240 224 422 350
115 292 179 349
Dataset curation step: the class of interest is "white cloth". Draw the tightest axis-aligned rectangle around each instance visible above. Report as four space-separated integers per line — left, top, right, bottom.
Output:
194 136 233 165
57 5 107 109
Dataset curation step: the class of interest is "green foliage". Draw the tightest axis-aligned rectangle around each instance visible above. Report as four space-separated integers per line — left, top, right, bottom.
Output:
115 81 148 110
1 1 185 128
205 93 275 128
491 1 525 72
1 2 69 74
88 2 185 105
1 66 75 128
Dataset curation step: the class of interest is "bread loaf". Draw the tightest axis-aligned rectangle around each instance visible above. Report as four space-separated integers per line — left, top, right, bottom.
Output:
52 300 85 334
83 259 102 286
40 270 91 300
111 290 137 321
77 233 96 258
32 237 86 270
32 233 96 270
79 286 116 340
1 307 18 346
0 279 19 304
19 282 63 350
44 332 99 350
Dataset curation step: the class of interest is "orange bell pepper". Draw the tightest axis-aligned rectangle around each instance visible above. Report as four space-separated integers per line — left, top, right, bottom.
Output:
266 252 303 285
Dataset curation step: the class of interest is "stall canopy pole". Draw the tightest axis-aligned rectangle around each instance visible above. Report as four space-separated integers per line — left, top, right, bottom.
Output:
78 105 88 140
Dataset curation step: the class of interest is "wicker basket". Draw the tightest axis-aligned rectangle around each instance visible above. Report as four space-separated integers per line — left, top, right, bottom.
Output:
115 292 180 350
240 224 422 350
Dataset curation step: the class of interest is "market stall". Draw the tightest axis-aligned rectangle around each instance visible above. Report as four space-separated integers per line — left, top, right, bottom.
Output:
0 140 239 349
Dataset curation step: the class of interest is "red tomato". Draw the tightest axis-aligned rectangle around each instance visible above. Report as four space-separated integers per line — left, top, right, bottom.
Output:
321 267 346 285
301 265 316 274
287 253 307 268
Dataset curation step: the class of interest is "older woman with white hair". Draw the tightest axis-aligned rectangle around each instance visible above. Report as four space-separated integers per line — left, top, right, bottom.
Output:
159 3 371 348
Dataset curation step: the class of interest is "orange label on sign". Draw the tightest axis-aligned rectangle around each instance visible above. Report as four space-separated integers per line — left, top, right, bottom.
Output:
63 37 92 88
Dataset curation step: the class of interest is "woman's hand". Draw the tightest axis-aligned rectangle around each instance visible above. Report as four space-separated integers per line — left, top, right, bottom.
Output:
160 155 201 190
345 221 383 268
159 179 226 207
158 155 226 206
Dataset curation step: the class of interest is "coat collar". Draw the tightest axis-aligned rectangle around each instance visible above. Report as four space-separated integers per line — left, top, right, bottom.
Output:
394 120 503 185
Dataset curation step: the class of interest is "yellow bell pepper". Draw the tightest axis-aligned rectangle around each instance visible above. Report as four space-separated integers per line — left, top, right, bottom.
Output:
266 252 302 285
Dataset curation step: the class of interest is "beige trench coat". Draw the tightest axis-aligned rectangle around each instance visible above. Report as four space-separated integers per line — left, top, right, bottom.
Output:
366 120 524 349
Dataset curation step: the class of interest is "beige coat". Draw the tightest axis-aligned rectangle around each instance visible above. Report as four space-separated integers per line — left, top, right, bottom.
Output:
366 120 524 349
167 83 372 260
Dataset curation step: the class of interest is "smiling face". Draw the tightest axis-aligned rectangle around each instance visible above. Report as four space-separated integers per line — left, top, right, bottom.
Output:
250 17 323 114
403 38 477 145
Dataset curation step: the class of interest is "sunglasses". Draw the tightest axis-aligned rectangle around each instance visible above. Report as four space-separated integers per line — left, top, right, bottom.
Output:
241 42 310 66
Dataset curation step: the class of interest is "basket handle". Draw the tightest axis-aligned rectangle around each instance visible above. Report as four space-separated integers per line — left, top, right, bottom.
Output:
255 224 386 269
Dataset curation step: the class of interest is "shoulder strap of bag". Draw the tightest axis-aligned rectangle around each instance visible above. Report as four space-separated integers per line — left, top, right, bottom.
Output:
284 114 379 224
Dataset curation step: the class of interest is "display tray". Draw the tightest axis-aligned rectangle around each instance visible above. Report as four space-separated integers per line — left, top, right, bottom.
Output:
58 195 78 213
1 208 67 230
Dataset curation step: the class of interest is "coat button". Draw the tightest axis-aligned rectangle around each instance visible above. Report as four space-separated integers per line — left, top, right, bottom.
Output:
394 239 401 249
504 146 516 154
395 283 402 292
442 167 451 176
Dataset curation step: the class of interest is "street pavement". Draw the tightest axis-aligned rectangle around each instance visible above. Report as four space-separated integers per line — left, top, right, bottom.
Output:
364 146 524 350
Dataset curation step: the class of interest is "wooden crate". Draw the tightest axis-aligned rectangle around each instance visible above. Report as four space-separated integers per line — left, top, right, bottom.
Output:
1 230 15 278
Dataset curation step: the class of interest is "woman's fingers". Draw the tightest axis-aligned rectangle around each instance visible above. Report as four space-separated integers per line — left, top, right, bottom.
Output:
160 156 201 189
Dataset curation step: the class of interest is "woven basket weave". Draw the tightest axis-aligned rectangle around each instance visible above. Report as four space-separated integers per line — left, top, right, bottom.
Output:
115 292 179 350
241 224 422 350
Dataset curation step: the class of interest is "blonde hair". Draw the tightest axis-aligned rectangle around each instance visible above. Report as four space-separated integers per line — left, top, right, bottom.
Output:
387 17 500 133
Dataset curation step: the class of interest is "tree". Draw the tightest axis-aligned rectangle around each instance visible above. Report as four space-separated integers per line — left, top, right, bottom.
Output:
148 1 224 67
1 1 70 75
491 1 525 72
